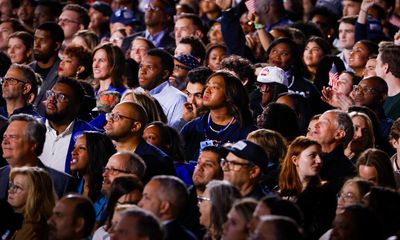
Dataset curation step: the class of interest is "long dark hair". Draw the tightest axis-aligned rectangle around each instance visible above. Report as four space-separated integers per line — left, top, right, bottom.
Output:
84 131 116 201
207 71 253 127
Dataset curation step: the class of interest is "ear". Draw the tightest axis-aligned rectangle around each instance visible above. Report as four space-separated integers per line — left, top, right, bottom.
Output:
130 121 142 133
334 129 346 141
22 83 32 95
194 30 204 39
74 217 85 234
54 41 62 52
29 141 37 154
77 66 85 74
162 69 170 81
380 62 389 75
79 24 85 31
291 155 298 166
391 138 399 149
249 165 261 179
159 200 170 215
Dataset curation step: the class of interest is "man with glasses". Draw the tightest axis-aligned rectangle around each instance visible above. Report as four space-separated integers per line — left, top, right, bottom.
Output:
352 76 393 140
30 22 64 115
101 151 146 196
169 54 200 91
58 4 89 52
104 101 175 183
222 140 269 199
0 113 76 200
121 0 175 52
39 77 98 173
0 64 40 118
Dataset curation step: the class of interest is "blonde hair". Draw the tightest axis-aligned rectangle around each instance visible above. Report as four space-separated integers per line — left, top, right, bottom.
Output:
9 166 56 222
349 111 375 148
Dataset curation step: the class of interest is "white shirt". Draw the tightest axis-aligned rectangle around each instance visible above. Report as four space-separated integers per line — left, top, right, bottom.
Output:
39 119 75 172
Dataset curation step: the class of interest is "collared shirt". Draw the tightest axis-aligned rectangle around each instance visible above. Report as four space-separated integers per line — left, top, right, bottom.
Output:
39 120 75 172
145 29 169 48
136 81 187 125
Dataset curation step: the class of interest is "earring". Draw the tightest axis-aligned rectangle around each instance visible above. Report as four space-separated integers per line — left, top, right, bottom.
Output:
76 71 79 79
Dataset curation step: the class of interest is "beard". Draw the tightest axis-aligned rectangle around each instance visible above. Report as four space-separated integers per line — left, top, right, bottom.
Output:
34 50 53 63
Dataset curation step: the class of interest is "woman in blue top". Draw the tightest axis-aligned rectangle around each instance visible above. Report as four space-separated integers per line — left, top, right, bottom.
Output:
181 71 257 162
70 131 116 221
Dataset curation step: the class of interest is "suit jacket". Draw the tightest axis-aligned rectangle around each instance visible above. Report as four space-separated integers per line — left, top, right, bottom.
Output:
29 58 61 115
121 30 175 53
0 160 76 200
164 220 198 240
41 118 100 173
134 139 176 184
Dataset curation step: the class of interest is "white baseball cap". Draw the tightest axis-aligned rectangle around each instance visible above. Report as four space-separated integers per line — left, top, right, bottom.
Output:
257 66 288 86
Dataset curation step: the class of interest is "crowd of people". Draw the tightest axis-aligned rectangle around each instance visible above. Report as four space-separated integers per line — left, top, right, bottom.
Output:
0 0 400 239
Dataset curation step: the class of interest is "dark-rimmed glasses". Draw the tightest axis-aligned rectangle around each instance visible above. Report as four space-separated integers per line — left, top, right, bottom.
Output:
46 90 68 102
0 77 27 86
105 112 138 122
103 167 132 175
353 85 378 95
221 158 254 171
8 181 24 193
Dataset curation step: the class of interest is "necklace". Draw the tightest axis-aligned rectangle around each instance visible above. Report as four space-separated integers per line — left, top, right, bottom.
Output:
207 113 235 133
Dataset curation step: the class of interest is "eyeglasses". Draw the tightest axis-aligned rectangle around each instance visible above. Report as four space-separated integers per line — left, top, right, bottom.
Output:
8 181 24 193
105 112 138 122
337 192 356 202
174 64 190 71
103 167 132 175
58 18 80 25
220 158 254 171
46 90 68 102
353 85 378 95
197 195 211 204
0 77 27 86
144 3 161 12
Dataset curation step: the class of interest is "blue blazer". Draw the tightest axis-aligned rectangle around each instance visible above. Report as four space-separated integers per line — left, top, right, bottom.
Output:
0 160 76 200
135 139 176 183
41 118 100 173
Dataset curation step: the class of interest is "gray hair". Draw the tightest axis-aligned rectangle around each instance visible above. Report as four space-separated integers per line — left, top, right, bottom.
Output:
326 110 354 147
9 114 45 155
151 175 189 218
114 151 147 180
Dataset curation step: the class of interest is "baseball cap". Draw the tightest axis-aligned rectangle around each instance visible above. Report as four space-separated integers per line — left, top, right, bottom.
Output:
174 54 200 70
257 66 288 87
91 1 112 17
223 140 269 172
110 8 139 26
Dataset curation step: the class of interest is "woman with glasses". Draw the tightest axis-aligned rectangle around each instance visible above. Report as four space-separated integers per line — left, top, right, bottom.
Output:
278 136 336 239
7 166 56 239
319 177 374 240
198 180 241 240
70 131 116 221
129 37 155 64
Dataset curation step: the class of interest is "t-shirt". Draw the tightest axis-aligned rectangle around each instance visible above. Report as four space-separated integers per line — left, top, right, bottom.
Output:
384 92 400 120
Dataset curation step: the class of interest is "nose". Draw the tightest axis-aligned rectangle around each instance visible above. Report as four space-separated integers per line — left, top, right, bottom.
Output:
315 154 322 164
354 128 362 139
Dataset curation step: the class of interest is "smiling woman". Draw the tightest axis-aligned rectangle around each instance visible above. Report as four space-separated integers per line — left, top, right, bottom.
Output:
7 166 56 239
